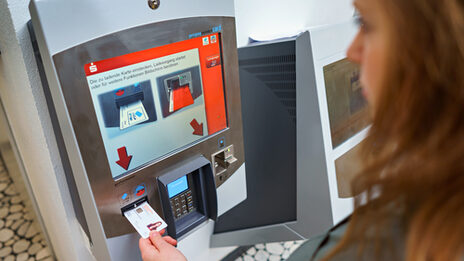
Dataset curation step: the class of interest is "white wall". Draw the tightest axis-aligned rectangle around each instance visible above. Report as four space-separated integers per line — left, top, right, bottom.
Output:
0 0 94 260
234 0 355 47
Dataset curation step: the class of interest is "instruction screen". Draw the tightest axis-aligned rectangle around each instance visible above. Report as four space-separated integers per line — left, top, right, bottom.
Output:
84 33 227 178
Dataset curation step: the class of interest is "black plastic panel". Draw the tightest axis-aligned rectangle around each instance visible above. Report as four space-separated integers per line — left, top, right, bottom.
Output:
157 156 217 239
214 40 297 233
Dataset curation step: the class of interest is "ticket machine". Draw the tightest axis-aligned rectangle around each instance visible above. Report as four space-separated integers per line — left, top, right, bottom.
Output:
29 1 247 260
29 0 363 259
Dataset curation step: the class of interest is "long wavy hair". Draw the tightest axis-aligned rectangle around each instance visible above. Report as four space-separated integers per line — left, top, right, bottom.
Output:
324 0 464 260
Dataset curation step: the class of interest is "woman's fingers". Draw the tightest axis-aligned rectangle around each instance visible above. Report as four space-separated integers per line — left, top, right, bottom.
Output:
139 237 158 252
140 233 186 261
163 236 178 246
149 231 170 250
150 229 176 246
139 237 158 260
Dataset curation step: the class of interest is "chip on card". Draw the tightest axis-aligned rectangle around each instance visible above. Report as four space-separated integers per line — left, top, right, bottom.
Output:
124 202 167 238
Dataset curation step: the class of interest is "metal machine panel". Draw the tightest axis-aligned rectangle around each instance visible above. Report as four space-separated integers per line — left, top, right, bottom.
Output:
29 1 246 259
29 0 234 55
49 15 244 239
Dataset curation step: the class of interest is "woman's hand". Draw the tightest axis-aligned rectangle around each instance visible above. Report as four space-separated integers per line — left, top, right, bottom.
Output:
139 230 187 261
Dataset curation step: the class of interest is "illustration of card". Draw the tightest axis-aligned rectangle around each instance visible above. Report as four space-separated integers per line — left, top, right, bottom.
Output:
119 100 149 130
124 202 167 238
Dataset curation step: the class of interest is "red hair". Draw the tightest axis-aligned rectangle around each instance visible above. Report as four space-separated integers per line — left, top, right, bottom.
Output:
324 0 464 260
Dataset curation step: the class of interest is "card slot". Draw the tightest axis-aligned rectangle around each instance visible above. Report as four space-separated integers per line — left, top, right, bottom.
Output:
120 196 148 216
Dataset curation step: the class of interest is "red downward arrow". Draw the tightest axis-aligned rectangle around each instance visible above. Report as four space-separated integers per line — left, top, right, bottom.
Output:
116 147 132 170
190 119 204 136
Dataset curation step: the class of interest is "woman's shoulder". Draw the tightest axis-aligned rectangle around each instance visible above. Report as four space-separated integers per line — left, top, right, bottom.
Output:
286 217 350 261
287 215 405 261
285 233 327 261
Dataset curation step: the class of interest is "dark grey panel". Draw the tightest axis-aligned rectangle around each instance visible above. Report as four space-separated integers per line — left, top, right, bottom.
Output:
214 39 297 233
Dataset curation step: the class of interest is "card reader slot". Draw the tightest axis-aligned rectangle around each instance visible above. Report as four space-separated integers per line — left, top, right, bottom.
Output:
115 92 144 108
115 85 145 109
212 145 237 175
121 196 149 216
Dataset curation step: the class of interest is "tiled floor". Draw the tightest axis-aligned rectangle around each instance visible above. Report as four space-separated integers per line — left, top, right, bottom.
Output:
235 241 304 261
0 159 54 261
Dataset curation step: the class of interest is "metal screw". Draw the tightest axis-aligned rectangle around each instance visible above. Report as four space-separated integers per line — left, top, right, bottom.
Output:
148 0 160 10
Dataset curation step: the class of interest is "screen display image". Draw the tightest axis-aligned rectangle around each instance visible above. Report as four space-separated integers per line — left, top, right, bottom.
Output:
84 33 227 178
98 80 157 130
168 176 189 198
335 141 363 198
323 59 370 148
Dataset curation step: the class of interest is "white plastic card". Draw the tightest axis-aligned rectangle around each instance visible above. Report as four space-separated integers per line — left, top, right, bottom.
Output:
124 202 168 238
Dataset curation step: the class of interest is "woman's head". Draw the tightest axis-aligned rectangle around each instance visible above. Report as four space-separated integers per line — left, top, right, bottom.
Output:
347 0 390 106
326 0 464 260
348 0 464 119
348 0 464 183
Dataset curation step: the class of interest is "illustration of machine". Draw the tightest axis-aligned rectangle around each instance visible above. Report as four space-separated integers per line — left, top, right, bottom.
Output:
157 67 203 118
114 84 144 109
164 72 194 113
98 81 157 129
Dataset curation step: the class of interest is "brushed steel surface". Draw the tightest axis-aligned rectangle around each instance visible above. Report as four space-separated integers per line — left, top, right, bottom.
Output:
52 17 245 238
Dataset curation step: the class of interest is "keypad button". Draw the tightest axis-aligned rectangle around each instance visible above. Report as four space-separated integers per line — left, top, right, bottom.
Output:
171 189 195 219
